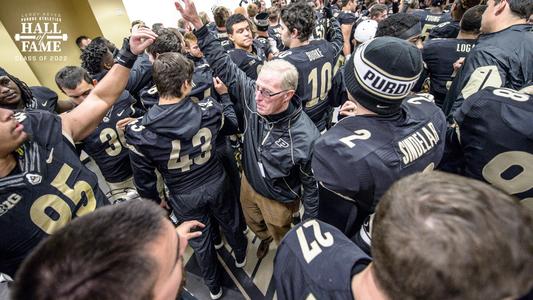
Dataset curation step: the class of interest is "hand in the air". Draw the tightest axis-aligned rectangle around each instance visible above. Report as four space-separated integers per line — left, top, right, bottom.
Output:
175 0 204 30
129 27 157 55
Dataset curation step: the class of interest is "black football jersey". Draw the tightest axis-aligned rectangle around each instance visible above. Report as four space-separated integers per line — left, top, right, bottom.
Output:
312 96 447 212
228 41 267 80
216 28 234 51
139 57 214 110
125 97 224 200
0 111 108 277
80 91 137 183
423 38 476 106
411 10 452 40
268 24 285 51
428 20 460 39
447 87 533 201
29 86 58 113
277 40 340 130
274 219 371 300
312 10 327 40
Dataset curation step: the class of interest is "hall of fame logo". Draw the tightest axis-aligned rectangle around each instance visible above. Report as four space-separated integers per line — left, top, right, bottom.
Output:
14 12 68 62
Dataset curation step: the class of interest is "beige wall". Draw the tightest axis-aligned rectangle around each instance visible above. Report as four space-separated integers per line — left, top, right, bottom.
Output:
88 0 131 47
0 0 131 96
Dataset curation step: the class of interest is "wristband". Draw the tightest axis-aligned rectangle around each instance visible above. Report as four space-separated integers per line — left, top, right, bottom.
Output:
114 37 137 69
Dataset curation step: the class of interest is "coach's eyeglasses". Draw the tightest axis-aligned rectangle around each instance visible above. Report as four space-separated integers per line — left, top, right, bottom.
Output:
255 85 289 98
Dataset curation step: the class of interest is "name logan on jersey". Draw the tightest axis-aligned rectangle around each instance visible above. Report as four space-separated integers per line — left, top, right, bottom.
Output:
398 122 440 165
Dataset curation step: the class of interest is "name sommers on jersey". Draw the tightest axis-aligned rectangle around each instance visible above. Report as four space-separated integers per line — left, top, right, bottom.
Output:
0 111 108 278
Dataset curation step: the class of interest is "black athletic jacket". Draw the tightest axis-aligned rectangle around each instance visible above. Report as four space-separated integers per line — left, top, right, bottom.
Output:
195 25 321 219
443 24 533 118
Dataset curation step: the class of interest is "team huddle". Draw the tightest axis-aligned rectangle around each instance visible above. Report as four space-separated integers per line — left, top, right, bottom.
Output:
0 0 532 299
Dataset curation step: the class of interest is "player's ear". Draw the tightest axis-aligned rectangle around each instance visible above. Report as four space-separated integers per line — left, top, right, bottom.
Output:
494 0 507 15
285 90 295 102
92 79 98 86
291 28 299 39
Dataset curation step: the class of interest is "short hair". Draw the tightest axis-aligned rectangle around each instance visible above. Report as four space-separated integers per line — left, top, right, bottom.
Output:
80 42 110 75
152 22 164 32
75 35 89 48
199 11 211 25
55 66 92 92
248 3 259 18
451 0 482 20
177 18 188 29
183 31 198 48
214 6 230 27
369 4 388 18
226 13 250 34
153 52 194 98
12 201 168 300
494 0 532 19
375 13 420 38
372 171 533 300
460 4 486 32
341 0 354 7
268 7 280 21
260 60 299 90
131 19 145 28
91 36 117 55
146 28 182 56
280 2 316 42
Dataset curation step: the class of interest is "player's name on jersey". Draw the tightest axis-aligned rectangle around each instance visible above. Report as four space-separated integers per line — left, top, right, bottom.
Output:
306 48 325 62
398 122 440 165
425 15 443 23
457 43 474 52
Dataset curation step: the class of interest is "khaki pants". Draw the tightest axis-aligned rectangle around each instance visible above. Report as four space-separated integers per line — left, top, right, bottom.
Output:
240 175 298 244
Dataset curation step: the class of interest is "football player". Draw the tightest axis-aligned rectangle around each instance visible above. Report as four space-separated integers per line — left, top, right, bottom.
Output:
211 6 233 51
0 67 63 113
312 37 447 238
278 1 343 131
427 0 481 39
125 52 246 300
442 86 533 205
55 66 140 203
227 13 268 80
274 172 533 300
442 0 533 118
338 0 358 58
421 5 484 108
411 0 452 40
0 27 156 278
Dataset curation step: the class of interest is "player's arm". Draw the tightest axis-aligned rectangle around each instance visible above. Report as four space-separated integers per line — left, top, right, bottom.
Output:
341 23 353 58
60 28 156 142
129 150 161 203
125 53 153 99
176 0 257 109
300 159 320 220
324 6 343 56
124 123 162 203
442 47 505 118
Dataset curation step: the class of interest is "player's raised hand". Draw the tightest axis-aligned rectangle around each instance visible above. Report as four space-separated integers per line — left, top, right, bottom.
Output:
129 27 157 55
175 0 203 30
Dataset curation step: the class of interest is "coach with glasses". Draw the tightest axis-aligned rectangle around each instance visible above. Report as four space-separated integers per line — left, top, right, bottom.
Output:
177 0 320 259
